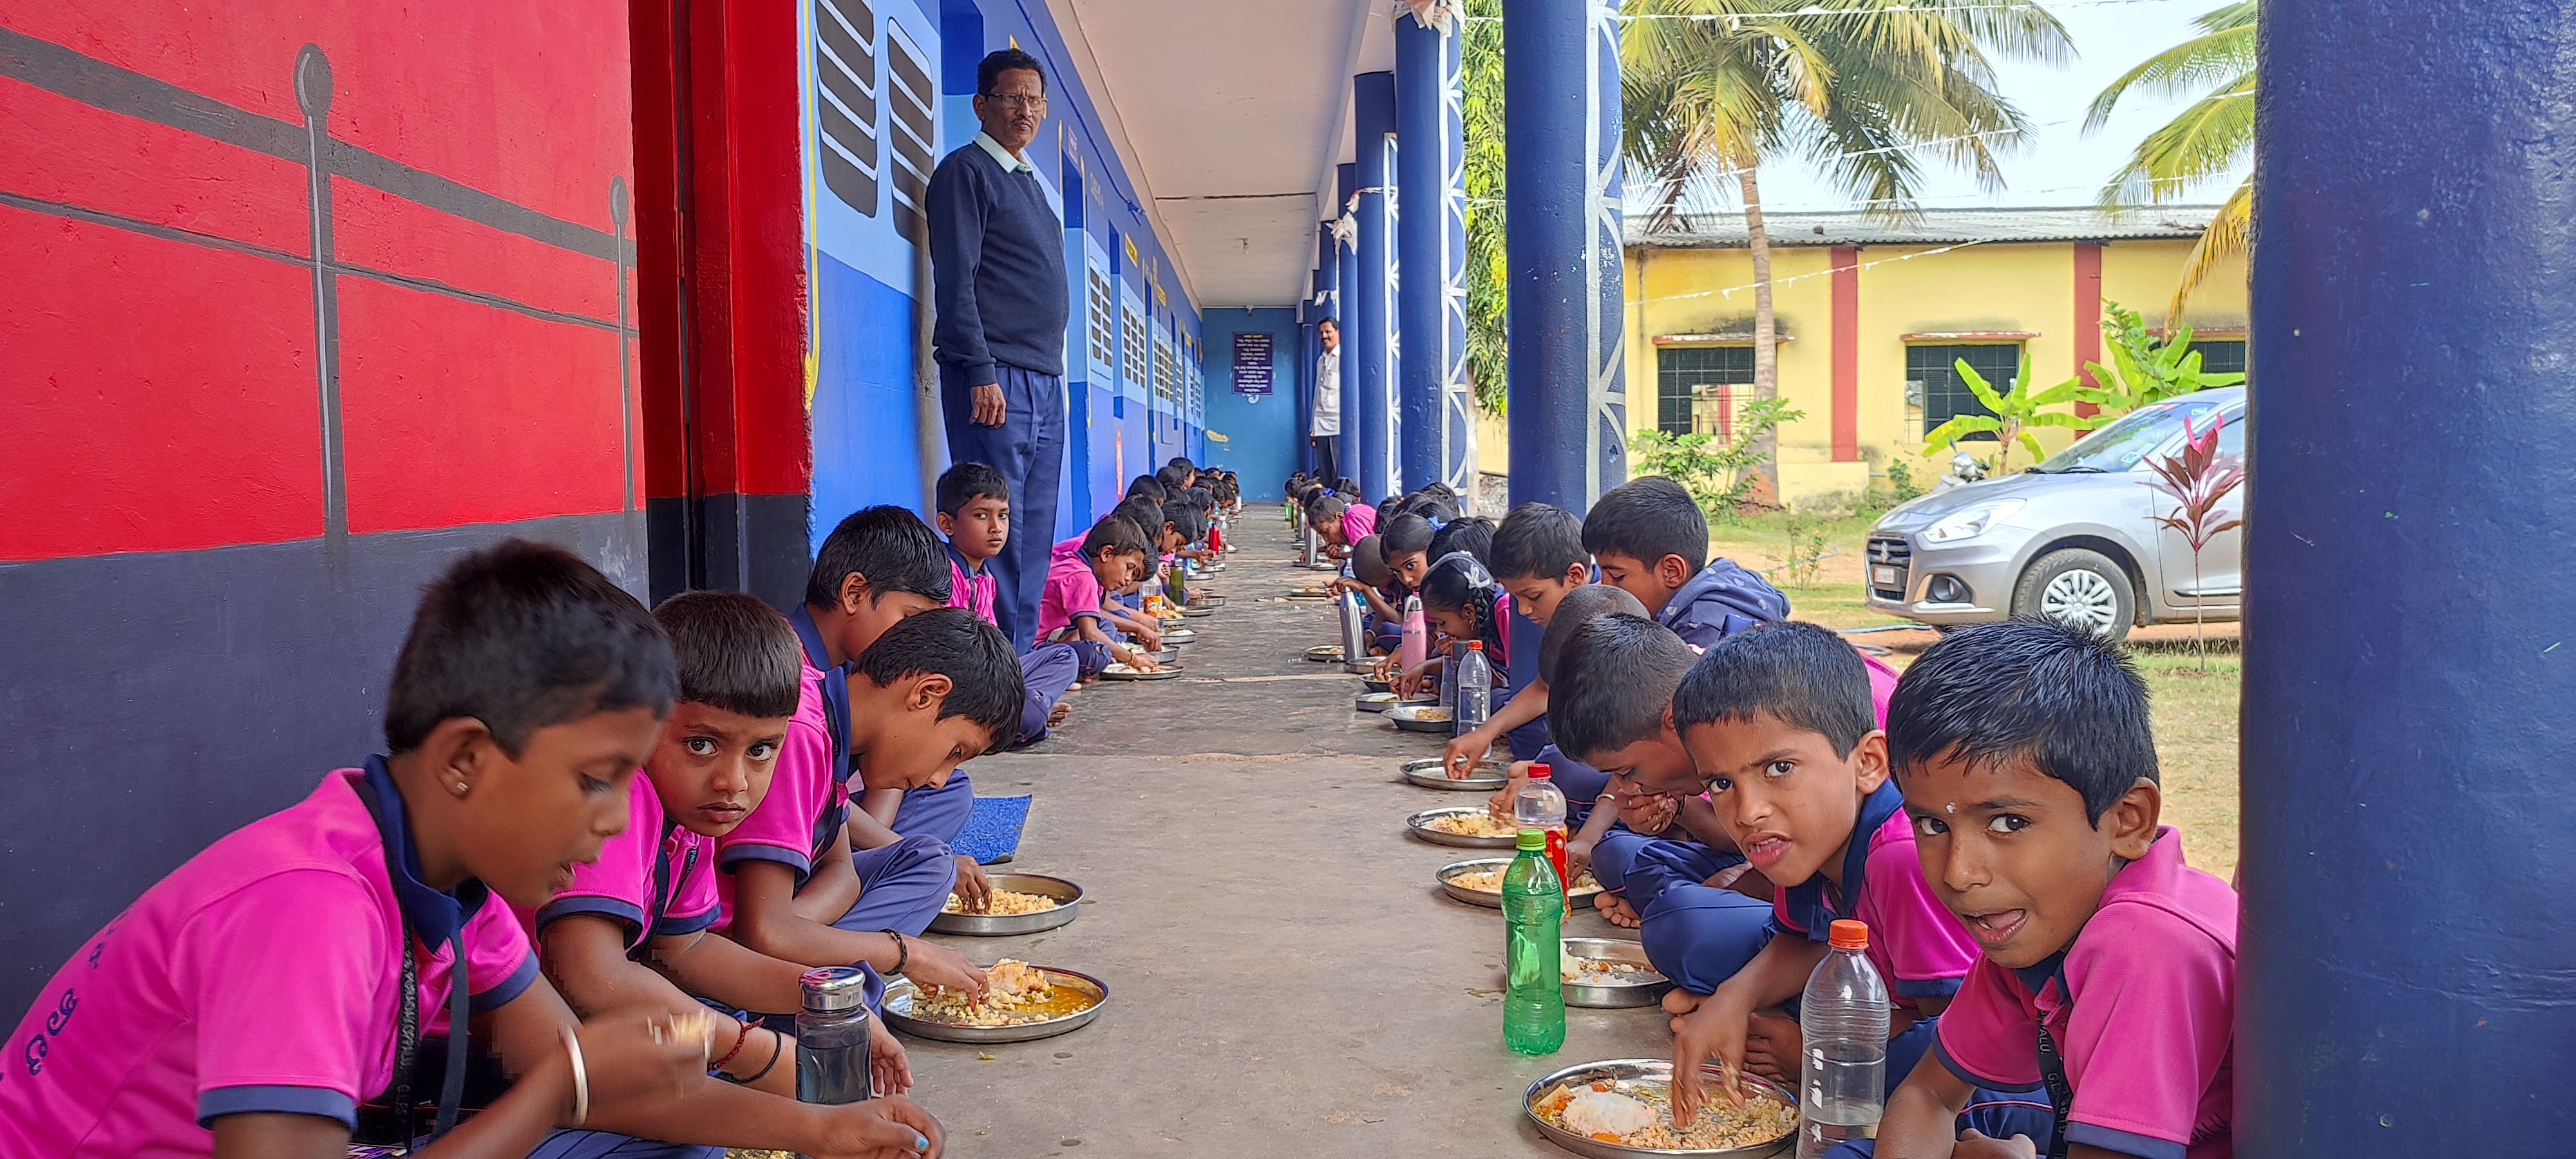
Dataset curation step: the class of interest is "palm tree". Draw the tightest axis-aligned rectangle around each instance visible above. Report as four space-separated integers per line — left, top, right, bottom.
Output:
2087 1 2255 326
1621 0 2072 502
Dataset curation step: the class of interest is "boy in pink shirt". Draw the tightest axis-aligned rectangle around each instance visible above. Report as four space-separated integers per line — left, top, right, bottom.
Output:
1304 490 1376 557
929 462 1080 744
1868 620 2235 1159
520 592 920 1150
719 608 1026 1017
0 542 941 1158
1656 623 1992 1131
1037 514 1159 672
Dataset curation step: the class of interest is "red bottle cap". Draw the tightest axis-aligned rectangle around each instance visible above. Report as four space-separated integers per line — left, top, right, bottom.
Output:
1468 641 1484 651
1529 762 1552 781
1830 919 1870 950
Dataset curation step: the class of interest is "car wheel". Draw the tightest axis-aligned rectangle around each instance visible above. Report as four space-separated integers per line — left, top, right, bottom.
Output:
2012 549 2136 641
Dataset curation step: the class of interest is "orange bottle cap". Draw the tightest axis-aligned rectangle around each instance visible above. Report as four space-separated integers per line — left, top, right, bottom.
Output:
1830 919 1870 950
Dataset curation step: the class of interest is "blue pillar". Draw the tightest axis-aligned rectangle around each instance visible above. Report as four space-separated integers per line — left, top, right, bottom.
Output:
2242 2 2576 1152
1340 161 1360 482
1397 7 1472 495
1502 0 1625 513
1351 71 1397 501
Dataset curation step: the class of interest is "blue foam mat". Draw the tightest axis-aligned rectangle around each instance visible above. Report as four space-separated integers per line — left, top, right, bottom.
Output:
953 794 1032 865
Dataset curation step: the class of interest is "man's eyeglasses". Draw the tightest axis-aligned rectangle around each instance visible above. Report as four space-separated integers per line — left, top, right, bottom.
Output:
981 93 1048 114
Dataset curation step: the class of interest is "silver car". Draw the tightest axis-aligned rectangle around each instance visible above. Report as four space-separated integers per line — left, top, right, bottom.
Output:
1864 387 2245 639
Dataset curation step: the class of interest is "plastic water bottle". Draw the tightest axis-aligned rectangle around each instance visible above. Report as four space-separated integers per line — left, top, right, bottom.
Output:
795 965 876 1138
1502 828 1567 1055
1515 764 1570 890
1455 641 1493 735
1439 640 1461 714
1399 594 1427 672
1798 920 1890 1159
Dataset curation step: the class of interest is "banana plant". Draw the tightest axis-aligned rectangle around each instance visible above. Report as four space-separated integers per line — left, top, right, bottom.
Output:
2075 302 2247 422
1922 352 2090 474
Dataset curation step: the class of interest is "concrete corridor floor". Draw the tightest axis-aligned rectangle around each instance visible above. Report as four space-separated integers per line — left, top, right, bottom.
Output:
900 540 1669 1158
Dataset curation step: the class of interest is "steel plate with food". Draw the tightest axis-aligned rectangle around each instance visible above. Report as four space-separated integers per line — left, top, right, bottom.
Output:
1385 704 1454 733
1524 1060 1797 1158
1437 858 1604 909
1399 757 1510 790
1305 644 1345 663
1286 585 1333 601
1162 628 1197 644
1356 690 1401 713
928 873 1083 936
1406 806 1519 848
1559 938 1672 1007
882 961 1108 1044
1180 606 1214 618
1099 663 1181 681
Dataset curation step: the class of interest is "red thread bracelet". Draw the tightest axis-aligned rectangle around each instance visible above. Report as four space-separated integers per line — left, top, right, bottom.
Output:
711 1016 753 1071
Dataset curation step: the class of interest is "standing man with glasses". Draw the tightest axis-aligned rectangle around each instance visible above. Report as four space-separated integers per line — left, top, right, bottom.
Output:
929 48 1068 652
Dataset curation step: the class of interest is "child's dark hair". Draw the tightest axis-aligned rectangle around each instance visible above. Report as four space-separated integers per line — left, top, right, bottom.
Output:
1155 462 1193 491
1887 619 2157 823
1107 496 1162 537
1306 491 1351 524
1332 476 1361 499
1428 516 1497 570
1082 514 1153 561
1161 500 1209 544
1583 477 1709 572
1418 552 1507 657
1672 621 1876 759
1125 475 1168 503
1379 513 1436 561
851 607 1026 745
1537 584 1647 686
935 462 1012 519
807 506 952 609
1546 614 1698 763
1349 534 1394 589
1492 502 1588 582
652 590 803 721
385 540 678 755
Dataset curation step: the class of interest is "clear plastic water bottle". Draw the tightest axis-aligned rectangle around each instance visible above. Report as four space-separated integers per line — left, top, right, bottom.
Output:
1455 641 1493 735
1501 828 1566 1055
1798 920 1890 1159
1515 764 1569 889
795 965 876 1142
1439 640 1461 714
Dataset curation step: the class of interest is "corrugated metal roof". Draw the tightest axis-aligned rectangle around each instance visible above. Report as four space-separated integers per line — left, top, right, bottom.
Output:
1625 205 2222 249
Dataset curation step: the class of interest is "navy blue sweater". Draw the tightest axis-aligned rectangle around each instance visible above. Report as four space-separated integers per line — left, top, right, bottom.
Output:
927 141 1070 381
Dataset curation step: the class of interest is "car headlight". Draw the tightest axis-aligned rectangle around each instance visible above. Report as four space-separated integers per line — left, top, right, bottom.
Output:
1921 500 2025 544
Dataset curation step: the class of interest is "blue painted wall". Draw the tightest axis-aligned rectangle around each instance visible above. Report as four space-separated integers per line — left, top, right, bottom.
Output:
799 0 1202 551
1198 308 1303 501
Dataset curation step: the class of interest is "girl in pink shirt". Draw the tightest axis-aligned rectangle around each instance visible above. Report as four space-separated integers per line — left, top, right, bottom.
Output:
0 543 942 1159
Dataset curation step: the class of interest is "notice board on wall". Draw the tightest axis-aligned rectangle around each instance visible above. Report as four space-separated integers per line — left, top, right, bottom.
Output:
1233 332 1274 397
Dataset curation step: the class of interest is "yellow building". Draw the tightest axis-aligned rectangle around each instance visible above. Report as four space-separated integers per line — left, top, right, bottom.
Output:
1622 206 2249 507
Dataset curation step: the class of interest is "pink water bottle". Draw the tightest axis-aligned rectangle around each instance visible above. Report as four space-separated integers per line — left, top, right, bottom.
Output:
1398 594 1426 672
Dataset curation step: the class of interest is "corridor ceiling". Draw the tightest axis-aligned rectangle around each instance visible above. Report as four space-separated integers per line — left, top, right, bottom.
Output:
1047 0 1392 308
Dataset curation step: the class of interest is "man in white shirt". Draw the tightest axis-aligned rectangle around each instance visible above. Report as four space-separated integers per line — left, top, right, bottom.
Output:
1311 317 1342 482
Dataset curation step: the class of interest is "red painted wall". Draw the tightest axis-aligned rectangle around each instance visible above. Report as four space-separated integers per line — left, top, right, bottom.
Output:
0 1 639 561
1830 246 1861 462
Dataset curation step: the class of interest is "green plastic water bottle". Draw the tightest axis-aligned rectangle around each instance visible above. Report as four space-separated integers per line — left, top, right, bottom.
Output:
1503 828 1567 1055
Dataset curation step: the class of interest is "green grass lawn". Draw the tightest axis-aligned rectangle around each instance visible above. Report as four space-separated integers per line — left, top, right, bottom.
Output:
1711 511 2243 882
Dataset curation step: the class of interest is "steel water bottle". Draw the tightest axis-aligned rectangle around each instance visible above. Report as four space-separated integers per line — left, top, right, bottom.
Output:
795 965 876 1142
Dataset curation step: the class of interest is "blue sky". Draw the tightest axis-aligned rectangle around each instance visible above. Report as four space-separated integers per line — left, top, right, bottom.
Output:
1636 0 2249 214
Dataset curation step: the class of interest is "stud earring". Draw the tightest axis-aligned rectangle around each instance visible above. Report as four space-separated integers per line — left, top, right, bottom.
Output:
454 781 470 796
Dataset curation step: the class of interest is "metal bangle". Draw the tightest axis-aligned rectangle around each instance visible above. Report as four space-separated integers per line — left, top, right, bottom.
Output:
558 1026 589 1127
880 928 910 975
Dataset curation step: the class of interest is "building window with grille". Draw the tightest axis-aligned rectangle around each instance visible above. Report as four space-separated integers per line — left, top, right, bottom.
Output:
2195 339 2248 382
1656 346 1756 437
1908 344 2023 441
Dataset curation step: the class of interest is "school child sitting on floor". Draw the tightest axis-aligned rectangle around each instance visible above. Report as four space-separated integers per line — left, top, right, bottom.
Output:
1584 476 1789 646
1428 515 1497 570
1334 513 1434 627
1307 489 1378 558
1660 622 1995 1139
525 590 940 1158
1391 552 1511 699
931 462 1083 745
1546 614 1768 954
1485 585 1667 905
0 542 945 1159
1038 514 1162 674
721 609 1023 1019
1862 620 2237 1159
1446 502 1591 770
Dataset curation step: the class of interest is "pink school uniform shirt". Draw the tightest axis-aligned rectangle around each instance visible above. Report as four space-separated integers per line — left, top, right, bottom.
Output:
1861 648 1900 726
712 657 842 928
1036 551 1108 642
947 543 999 626
516 769 719 949
1771 782 1978 1009
0 767 535 1157
1339 502 1377 543
1933 827 2237 1159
